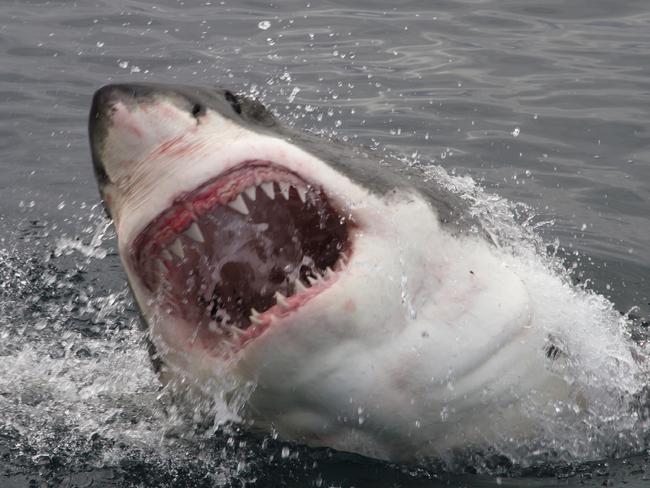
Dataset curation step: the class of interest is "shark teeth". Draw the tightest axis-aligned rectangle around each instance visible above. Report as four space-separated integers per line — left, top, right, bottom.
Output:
244 186 257 201
274 291 289 308
242 260 347 320
279 182 291 200
170 238 185 259
184 222 205 243
158 181 315 265
307 273 323 286
149 173 350 339
260 181 275 200
296 186 307 203
256 181 309 202
230 326 246 338
228 194 249 215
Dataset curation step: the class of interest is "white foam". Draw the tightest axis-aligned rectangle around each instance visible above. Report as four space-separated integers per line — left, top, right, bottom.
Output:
424 165 649 464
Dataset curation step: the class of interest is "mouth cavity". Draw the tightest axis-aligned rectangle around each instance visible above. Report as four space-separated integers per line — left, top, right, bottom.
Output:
132 161 352 352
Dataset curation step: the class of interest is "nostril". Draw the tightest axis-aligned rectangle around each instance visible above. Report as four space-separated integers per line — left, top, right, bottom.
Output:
191 103 203 117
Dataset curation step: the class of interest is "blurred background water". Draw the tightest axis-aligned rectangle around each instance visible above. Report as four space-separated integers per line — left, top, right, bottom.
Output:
0 0 649 486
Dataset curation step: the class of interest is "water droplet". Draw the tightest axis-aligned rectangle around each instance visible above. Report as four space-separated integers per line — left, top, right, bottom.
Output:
287 86 300 103
34 319 47 331
440 406 449 421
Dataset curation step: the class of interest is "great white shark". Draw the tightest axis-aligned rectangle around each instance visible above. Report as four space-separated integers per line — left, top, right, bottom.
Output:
88 83 647 462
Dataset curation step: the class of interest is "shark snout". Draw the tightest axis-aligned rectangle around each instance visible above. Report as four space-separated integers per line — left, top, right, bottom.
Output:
88 84 198 189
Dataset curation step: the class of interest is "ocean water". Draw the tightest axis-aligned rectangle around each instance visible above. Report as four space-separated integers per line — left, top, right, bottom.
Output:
1 0 649 486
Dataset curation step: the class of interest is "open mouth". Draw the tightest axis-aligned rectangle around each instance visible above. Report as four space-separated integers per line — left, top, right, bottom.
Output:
131 161 353 352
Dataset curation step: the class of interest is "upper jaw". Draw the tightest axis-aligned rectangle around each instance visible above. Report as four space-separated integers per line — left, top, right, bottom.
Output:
109 126 369 251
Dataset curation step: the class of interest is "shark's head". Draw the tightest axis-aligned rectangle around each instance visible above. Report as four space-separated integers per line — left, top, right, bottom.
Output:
88 83 415 363
89 83 540 460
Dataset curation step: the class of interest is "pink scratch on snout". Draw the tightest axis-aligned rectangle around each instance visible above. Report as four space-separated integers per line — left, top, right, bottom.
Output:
152 135 202 159
155 136 184 155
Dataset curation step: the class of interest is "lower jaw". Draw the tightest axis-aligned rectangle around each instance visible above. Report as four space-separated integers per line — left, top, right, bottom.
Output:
140 257 346 357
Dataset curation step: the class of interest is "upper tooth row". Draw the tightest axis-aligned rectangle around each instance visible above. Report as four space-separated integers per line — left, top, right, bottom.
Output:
160 224 205 260
227 182 308 215
156 182 311 264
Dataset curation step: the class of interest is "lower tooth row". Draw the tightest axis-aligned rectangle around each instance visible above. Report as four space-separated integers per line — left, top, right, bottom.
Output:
274 291 289 307
169 264 344 334
241 268 345 321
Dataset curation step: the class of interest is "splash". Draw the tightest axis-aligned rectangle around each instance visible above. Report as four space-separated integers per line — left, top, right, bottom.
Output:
1 165 648 479
423 164 650 467
0 208 249 483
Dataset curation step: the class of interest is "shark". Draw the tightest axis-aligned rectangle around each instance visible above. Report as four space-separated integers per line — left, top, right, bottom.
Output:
88 83 643 462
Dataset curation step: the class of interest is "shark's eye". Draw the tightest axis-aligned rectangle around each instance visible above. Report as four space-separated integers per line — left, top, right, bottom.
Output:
191 103 204 117
224 90 242 115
